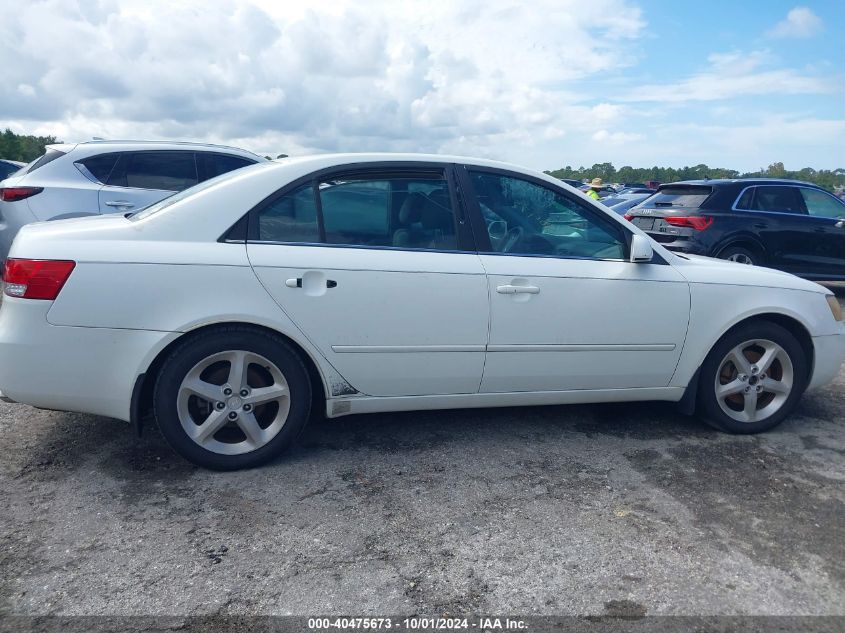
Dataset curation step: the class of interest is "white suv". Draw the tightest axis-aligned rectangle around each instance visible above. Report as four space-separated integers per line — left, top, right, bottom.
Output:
0 140 264 263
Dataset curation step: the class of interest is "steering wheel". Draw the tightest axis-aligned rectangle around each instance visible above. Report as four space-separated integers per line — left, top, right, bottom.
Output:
501 226 524 252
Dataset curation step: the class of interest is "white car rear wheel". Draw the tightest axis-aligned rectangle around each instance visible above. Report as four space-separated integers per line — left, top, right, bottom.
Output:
153 327 311 470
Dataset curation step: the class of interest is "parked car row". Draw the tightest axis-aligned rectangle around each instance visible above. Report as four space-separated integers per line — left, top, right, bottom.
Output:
0 153 843 470
0 140 264 264
624 179 845 280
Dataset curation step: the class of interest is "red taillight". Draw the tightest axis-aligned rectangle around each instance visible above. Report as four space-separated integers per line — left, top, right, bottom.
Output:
0 187 43 202
623 213 633 221
664 215 714 231
3 259 76 300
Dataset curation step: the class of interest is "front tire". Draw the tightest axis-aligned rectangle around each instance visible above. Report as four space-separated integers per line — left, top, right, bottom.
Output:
153 327 311 470
697 322 807 434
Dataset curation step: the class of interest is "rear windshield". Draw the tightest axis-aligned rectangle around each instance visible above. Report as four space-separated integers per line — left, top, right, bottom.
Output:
18 148 66 176
643 186 712 208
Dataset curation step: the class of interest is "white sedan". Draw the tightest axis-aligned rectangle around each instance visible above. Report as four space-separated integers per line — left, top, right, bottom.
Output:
1 154 843 470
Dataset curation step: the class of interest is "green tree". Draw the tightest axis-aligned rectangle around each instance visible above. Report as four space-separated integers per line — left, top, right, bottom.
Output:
0 128 61 162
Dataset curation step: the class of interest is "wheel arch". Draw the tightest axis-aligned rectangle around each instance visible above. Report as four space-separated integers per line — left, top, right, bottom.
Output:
677 311 815 414
712 233 767 262
131 321 330 436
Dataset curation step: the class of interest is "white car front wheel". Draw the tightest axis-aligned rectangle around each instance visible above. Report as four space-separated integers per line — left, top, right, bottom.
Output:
698 322 807 434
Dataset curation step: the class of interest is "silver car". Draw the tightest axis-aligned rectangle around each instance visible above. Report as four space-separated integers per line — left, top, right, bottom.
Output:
0 140 264 263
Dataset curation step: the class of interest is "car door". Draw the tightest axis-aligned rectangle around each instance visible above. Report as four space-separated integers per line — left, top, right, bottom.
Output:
737 185 812 274
459 166 690 393
98 151 199 214
246 164 489 397
795 186 845 278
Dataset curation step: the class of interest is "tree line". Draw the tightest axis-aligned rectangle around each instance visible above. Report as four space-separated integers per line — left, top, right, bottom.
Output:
2 129 843 191
0 129 60 162
546 162 845 192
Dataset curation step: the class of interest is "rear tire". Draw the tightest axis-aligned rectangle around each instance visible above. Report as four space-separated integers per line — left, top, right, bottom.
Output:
153 326 311 470
697 321 807 434
717 245 763 266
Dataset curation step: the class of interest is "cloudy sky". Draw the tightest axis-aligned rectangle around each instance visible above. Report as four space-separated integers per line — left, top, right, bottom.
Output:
1 0 842 171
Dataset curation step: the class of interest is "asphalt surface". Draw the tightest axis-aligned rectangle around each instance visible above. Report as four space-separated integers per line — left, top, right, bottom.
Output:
0 291 843 618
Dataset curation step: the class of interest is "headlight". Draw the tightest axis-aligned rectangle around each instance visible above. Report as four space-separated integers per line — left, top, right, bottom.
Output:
826 295 843 322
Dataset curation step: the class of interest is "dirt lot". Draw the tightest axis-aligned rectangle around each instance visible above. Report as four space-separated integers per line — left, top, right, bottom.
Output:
0 292 843 618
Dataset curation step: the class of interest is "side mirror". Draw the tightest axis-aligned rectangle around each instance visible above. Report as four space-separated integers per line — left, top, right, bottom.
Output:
630 233 654 263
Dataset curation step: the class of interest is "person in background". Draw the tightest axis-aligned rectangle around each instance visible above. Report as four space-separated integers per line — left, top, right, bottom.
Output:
585 177 603 201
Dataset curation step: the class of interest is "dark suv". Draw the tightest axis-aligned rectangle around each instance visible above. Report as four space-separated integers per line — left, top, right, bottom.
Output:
625 179 845 280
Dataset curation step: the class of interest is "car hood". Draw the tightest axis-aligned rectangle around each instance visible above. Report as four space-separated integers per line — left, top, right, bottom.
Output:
670 253 829 294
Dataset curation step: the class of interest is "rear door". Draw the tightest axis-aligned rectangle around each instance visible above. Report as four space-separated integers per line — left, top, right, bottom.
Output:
98 151 198 214
247 164 489 397
740 185 815 274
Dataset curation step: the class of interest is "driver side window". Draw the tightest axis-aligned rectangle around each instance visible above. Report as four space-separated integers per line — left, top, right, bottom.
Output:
467 171 626 260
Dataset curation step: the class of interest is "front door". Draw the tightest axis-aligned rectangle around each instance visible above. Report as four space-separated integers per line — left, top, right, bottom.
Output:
796 187 845 278
459 167 690 393
247 165 489 397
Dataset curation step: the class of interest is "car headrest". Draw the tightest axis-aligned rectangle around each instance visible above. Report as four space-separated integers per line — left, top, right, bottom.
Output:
398 192 427 224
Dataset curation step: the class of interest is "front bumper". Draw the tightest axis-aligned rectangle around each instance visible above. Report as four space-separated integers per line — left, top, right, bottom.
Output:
0 297 174 421
808 329 845 391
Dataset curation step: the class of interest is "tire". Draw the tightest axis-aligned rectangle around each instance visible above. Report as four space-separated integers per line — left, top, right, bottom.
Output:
697 321 807 434
717 245 762 266
153 326 311 470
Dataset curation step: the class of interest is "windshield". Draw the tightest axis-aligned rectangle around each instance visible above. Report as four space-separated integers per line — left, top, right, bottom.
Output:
128 166 257 221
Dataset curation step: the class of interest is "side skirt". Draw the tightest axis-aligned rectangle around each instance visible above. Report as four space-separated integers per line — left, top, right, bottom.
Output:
326 386 685 418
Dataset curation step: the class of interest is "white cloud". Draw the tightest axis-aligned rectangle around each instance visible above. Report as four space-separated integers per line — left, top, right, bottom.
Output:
622 49 834 102
768 6 823 39
0 0 646 163
591 129 644 144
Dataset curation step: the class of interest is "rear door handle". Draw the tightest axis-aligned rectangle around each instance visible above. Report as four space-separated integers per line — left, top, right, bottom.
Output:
285 278 337 289
836 220 845 229
104 200 134 208
496 284 540 295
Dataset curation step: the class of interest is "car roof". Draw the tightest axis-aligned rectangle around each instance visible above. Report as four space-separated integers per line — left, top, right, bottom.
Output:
48 140 264 161
663 178 823 189
267 152 554 176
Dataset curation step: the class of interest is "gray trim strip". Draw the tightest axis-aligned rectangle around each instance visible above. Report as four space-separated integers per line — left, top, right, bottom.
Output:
332 345 486 353
331 343 675 353
487 343 676 352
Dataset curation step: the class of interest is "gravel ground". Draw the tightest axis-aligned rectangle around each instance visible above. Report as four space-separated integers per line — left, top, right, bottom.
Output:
0 291 843 618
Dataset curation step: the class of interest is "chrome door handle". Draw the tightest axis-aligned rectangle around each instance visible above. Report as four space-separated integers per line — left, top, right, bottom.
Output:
104 200 134 208
836 220 845 229
496 284 540 295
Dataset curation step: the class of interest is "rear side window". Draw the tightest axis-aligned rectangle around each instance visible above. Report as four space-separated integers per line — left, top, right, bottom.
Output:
258 184 320 243
799 188 845 219
110 151 198 191
319 179 391 245
750 186 805 214
646 186 712 208
77 153 119 183
255 173 458 250
199 153 255 181
19 148 65 175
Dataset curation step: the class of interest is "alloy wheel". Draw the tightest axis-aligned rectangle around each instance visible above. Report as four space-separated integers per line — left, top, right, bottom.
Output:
714 339 794 423
176 350 290 455
727 252 755 265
